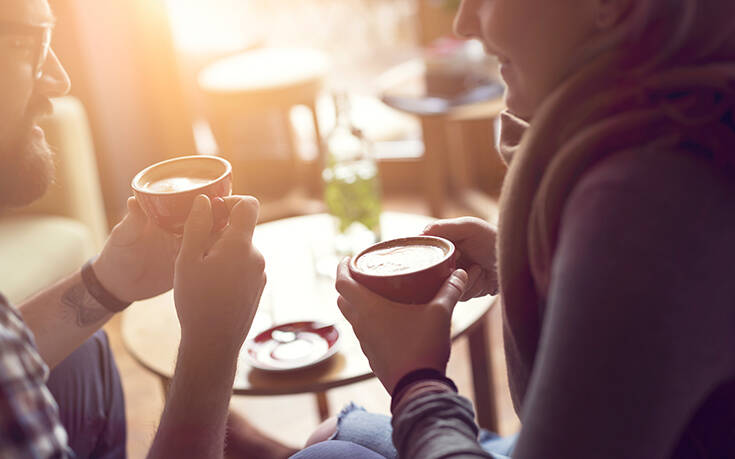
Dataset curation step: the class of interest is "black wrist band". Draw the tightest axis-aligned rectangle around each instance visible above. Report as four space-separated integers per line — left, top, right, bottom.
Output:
81 257 132 313
391 368 458 401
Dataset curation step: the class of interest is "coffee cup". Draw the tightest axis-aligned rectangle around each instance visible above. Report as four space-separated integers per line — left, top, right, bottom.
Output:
131 155 233 234
349 235 456 304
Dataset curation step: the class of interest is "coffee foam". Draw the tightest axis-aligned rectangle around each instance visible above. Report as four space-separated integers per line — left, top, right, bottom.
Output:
143 176 214 193
356 242 446 275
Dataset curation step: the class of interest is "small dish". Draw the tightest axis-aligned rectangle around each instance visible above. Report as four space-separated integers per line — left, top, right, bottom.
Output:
243 321 340 372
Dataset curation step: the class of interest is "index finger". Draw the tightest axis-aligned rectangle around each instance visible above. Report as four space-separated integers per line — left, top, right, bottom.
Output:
221 196 259 241
180 194 214 261
423 217 483 241
223 195 251 213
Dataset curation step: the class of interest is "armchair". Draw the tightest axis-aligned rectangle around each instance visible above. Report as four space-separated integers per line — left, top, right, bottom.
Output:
0 97 108 303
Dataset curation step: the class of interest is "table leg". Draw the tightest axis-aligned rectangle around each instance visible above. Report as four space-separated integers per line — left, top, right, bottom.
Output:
419 116 449 218
468 315 499 432
308 103 325 195
315 391 330 422
445 119 473 192
310 103 324 163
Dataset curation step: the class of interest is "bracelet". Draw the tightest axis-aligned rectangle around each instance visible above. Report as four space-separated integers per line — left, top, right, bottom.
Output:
391 368 458 403
81 257 132 313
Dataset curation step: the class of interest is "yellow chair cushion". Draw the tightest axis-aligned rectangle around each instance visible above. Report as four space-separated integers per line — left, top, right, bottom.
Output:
0 216 96 304
10 97 109 250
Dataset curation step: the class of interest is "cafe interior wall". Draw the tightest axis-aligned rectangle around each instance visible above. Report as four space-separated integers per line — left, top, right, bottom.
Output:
48 0 196 226
46 0 499 225
162 0 429 199
48 0 422 224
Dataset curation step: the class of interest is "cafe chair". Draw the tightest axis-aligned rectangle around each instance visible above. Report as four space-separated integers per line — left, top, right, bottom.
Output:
0 97 108 303
199 47 331 222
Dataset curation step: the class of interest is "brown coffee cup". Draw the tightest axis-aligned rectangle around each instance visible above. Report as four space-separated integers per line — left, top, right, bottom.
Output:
131 155 232 234
349 235 457 304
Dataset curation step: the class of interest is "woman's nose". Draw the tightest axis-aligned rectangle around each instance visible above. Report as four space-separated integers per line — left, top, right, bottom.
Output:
35 49 71 98
454 0 482 40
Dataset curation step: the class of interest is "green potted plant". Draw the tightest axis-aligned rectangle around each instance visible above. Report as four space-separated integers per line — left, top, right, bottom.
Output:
441 0 461 11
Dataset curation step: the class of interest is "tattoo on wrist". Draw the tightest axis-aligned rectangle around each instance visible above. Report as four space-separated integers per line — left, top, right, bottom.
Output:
61 283 110 326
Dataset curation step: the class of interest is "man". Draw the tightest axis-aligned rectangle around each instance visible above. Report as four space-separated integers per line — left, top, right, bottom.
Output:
0 1 292 457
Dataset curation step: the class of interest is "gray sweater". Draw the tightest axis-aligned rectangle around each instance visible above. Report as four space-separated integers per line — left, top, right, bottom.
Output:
392 146 735 458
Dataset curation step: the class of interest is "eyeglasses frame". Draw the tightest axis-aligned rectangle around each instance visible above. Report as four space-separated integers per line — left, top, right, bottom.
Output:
0 21 54 80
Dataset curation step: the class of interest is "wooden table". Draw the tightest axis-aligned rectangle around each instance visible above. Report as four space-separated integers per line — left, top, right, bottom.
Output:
122 212 499 430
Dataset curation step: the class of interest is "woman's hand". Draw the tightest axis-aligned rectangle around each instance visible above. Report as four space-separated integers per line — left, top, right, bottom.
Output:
423 217 498 300
174 195 266 356
336 258 468 393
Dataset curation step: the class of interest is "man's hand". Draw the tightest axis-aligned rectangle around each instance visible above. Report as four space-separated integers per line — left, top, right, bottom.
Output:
336 258 468 394
147 195 265 459
174 194 266 354
93 197 180 303
423 217 498 300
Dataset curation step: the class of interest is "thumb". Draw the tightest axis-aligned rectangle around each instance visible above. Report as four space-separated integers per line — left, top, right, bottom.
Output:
126 196 147 221
109 197 147 246
433 269 468 313
180 194 213 261
222 196 259 241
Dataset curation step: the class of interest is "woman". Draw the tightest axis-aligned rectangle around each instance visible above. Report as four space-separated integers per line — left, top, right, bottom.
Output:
294 0 735 457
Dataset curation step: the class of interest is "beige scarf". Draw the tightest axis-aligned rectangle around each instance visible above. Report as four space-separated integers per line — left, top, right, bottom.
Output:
495 55 735 411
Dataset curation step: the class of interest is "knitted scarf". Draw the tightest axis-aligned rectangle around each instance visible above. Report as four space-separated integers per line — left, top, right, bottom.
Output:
494 1 735 413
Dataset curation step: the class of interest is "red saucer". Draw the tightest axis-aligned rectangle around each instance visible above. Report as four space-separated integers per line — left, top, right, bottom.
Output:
244 321 340 372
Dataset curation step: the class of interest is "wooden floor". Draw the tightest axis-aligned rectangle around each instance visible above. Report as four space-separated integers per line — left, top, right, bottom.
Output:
106 195 520 458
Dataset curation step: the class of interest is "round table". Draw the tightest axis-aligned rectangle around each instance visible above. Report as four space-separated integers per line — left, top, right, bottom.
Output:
378 58 506 219
122 212 499 429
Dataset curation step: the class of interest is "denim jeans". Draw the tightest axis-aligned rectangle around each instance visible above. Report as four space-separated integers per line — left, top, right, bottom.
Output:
292 403 517 458
46 330 126 459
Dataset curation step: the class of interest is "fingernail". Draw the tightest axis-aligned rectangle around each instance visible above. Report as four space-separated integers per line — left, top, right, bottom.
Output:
211 197 228 232
192 194 208 214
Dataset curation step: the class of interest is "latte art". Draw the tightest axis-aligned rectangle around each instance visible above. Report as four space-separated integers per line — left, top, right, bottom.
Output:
144 176 213 193
356 244 446 275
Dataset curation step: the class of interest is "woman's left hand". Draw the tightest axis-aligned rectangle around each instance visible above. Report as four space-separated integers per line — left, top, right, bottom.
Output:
336 258 468 394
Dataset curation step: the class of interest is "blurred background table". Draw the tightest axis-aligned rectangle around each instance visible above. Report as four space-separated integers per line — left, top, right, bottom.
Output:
122 211 499 430
378 58 506 219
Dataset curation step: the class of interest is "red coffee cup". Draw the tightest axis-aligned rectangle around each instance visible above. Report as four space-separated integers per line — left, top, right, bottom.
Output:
131 155 233 234
349 236 457 304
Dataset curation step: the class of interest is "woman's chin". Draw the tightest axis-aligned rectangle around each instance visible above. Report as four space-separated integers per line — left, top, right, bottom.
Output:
504 90 534 121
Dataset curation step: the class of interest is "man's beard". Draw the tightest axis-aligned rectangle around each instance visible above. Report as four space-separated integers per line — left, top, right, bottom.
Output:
0 98 56 208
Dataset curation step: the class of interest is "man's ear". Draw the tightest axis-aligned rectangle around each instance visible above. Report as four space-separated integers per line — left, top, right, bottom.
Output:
596 0 633 29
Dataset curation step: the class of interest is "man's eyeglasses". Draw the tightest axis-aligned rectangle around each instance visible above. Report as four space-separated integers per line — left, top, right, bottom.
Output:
0 21 53 80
